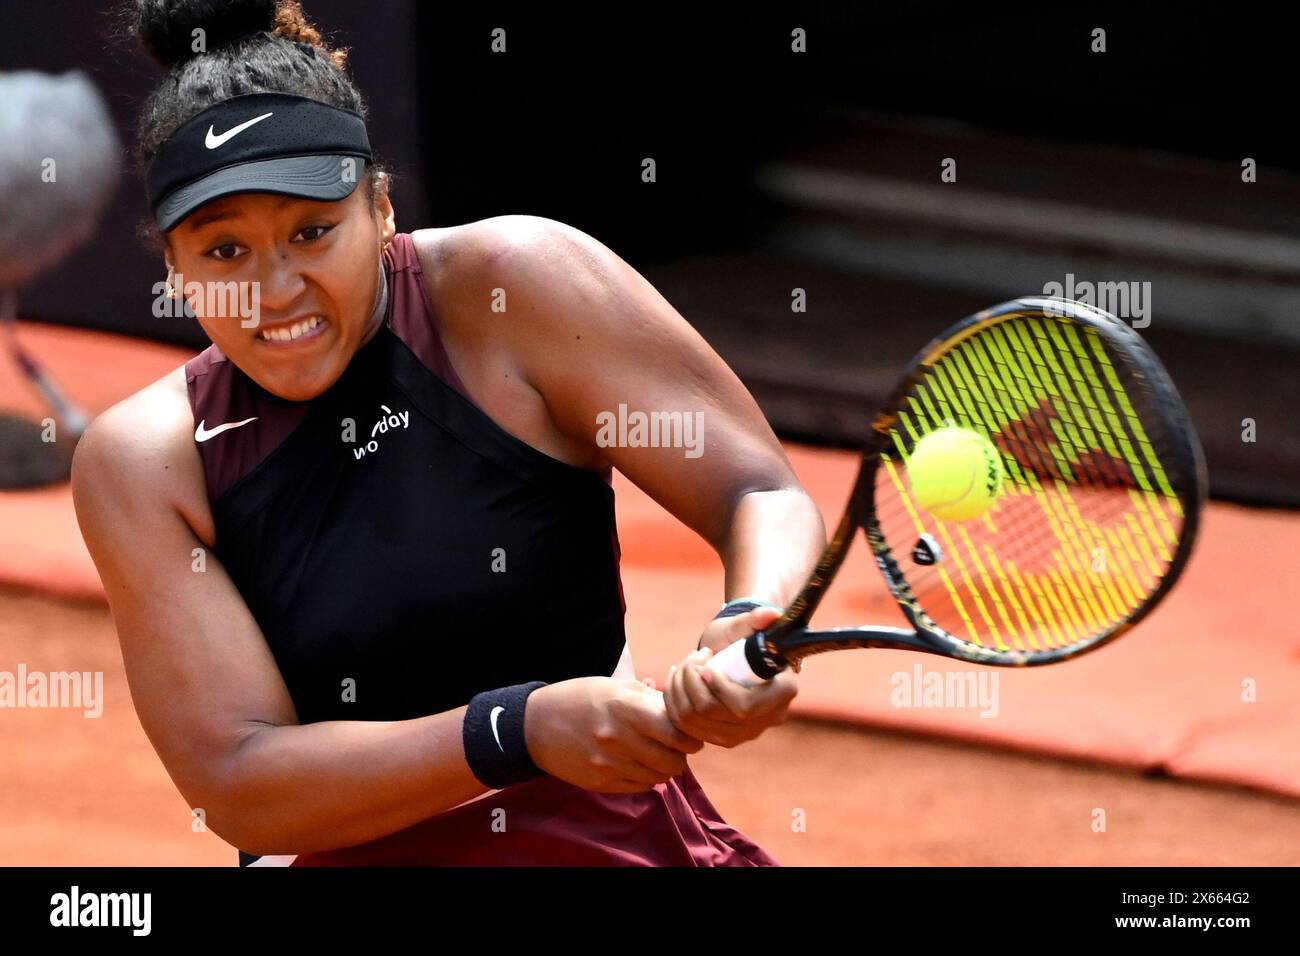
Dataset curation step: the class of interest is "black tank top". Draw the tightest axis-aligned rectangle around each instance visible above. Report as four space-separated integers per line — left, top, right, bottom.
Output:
187 233 627 728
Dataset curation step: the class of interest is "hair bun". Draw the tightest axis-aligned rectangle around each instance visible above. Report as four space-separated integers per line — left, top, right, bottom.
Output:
136 0 279 69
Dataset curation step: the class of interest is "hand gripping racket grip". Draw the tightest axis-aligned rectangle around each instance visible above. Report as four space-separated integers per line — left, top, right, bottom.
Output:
650 635 782 710
705 634 782 687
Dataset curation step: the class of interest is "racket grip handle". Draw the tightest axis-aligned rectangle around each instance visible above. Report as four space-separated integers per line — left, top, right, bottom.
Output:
649 637 778 718
705 636 770 687
649 636 779 715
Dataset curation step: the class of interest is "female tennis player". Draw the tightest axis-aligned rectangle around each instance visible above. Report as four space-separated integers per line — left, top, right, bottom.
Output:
72 0 826 866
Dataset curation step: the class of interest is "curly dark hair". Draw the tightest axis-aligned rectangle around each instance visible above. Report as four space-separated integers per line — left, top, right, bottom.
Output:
126 0 387 240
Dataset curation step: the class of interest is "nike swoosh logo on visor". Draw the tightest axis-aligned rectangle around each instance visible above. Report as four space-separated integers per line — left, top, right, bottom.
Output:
205 112 274 149
194 417 258 442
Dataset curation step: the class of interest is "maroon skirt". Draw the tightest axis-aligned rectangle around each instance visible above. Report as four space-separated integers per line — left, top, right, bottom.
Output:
286 764 780 867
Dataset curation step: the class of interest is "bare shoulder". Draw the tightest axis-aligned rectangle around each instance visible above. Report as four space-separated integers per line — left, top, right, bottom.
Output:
71 363 215 547
403 218 620 471
408 216 622 346
410 215 575 260
410 216 603 294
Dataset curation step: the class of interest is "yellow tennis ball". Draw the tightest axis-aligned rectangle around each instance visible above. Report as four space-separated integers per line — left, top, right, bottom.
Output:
906 427 1004 521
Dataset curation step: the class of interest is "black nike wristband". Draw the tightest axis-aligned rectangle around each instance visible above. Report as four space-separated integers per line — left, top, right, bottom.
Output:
714 599 766 620
462 681 548 789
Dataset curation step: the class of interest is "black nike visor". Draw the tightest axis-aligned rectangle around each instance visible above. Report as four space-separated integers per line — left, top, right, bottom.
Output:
145 92 374 233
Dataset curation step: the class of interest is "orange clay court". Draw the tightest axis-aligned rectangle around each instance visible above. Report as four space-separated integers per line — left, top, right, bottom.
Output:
2 321 1298 865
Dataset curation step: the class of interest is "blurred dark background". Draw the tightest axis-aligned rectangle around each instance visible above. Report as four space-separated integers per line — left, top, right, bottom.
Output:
2 3 1296 504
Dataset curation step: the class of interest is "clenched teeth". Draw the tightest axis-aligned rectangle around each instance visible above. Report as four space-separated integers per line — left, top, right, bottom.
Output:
259 316 323 342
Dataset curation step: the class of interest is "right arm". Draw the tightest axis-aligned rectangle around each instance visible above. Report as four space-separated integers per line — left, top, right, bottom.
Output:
71 378 700 856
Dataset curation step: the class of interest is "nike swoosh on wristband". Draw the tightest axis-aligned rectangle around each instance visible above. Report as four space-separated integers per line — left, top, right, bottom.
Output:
205 112 274 149
489 706 507 751
194 417 258 442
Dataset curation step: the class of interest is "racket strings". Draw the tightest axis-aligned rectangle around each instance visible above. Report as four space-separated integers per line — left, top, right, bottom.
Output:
874 313 1190 654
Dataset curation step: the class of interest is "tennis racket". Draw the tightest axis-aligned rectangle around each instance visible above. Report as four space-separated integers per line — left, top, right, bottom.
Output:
686 296 1205 688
